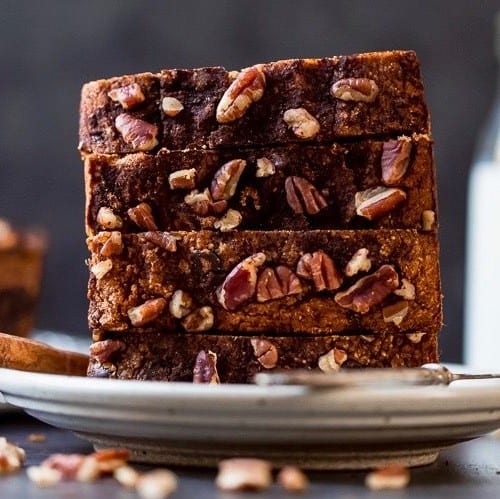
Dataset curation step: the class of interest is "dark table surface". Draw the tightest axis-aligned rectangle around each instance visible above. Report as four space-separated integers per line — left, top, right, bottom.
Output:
0 412 499 498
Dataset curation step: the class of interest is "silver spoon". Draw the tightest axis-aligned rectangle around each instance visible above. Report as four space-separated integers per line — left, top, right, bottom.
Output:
254 364 500 389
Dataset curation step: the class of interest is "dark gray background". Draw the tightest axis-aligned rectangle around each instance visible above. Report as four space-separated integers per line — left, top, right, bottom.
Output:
1 0 498 362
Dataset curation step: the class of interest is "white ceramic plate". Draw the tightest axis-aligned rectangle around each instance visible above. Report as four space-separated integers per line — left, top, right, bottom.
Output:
0 364 499 469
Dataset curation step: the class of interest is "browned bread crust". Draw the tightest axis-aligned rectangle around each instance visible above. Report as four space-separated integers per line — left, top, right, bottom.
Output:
84 134 436 235
79 51 429 154
87 331 438 382
87 230 442 337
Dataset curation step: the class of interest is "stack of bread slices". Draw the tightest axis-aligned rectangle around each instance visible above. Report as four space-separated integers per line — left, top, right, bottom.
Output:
80 50 442 383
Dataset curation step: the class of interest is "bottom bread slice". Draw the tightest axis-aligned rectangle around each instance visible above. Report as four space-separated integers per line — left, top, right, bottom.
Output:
87 331 438 383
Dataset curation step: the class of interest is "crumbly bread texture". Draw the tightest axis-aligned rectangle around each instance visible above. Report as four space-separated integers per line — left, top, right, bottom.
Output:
84 134 436 235
79 51 429 154
87 331 438 382
87 230 442 337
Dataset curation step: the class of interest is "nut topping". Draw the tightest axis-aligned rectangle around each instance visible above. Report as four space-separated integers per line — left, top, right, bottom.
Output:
181 306 214 332
96 207 123 230
210 159 246 201
217 253 266 310
168 290 194 319
255 157 276 177
216 65 266 123
127 202 158 231
256 266 302 302
382 300 409 326
277 466 309 493
89 339 124 363
216 458 272 492
318 348 347 372
0 437 25 474
394 278 416 300
251 338 279 369
100 231 123 257
128 298 167 327
136 469 178 498
161 96 184 117
184 188 212 216
0 219 18 250
365 465 410 490
90 259 113 280
193 350 220 384
283 108 320 139
335 264 399 313
107 83 145 110
422 210 436 231
285 176 328 215
296 250 343 291
345 248 372 277
115 113 158 151
168 168 196 190
144 231 177 252
407 332 426 344
381 138 412 185
214 209 242 232
355 186 407 220
330 78 379 103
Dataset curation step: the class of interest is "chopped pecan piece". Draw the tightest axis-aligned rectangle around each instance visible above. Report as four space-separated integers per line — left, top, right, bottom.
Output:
136 469 178 498
251 338 278 369
168 168 196 190
181 306 214 332
128 298 167 326
210 159 246 201
113 465 140 488
256 266 302 302
330 78 379 102
184 188 212 216
89 339 124 363
345 248 371 277
127 202 158 231
381 138 412 185
161 96 184 116
408 332 426 344
277 466 309 493
107 83 145 110
96 207 123 230
115 113 158 151
168 290 194 319
296 250 343 291
365 465 410 490
255 157 275 177
216 458 272 492
0 219 18 250
27 466 62 487
394 278 416 300
90 259 112 280
382 300 409 326
318 348 347 372
100 231 123 257
144 231 177 252
216 65 266 123
335 264 399 313
283 108 320 139
422 210 436 231
193 350 220 384
214 209 242 232
0 438 25 474
285 176 327 215
355 186 407 220
217 253 266 310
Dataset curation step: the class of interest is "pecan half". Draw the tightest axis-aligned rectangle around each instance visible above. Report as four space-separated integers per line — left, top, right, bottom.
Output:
330 78 379 103
285 176 327 215
422 210 436 231
210 159 246 201
216 458 272 492
127 297 167 326
127 202 158 231
100 231 123 257
89 339 124 364
168 290 194 319
115 113 158 151
283 108 320 139
168 168 196 190
355 186 407 220
381 138 412 185
214 209 242 232
335 264 399 313
161 96 184 117
107 83 145 109
96 207 123 230
318 348 347 372
217 253 266 310
345 248 371 277
256 266 302 302
193 350 220 383
382 300 409 326
216 65 266 123
144 231 177 252
251 338 278 369
296 251 343 291
181 306 214 332
256 157 275 178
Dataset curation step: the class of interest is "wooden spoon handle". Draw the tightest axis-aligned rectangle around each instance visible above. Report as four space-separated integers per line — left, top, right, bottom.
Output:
0 332 89 376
